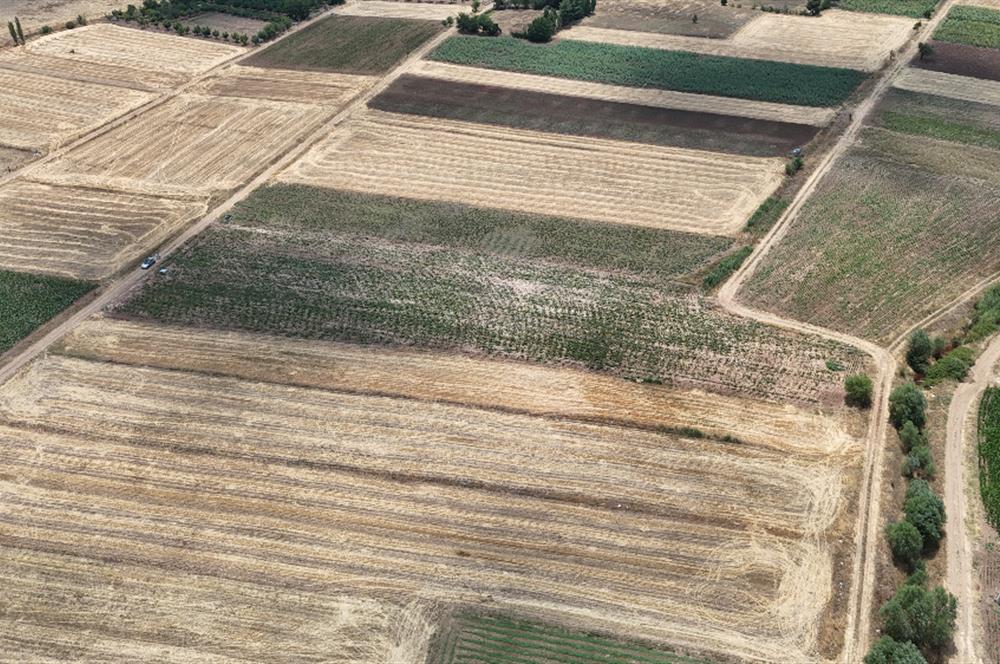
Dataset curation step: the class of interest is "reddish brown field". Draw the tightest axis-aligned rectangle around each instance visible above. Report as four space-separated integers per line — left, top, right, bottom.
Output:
914 40 1000 82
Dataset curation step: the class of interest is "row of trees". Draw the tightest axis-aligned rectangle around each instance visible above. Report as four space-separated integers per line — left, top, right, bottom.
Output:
6 17 24 45
447 0 595 42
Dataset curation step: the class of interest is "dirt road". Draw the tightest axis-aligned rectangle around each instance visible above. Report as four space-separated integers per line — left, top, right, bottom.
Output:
945 334 1000 663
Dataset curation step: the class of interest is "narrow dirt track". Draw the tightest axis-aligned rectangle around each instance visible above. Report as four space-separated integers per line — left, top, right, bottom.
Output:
719 1 958 660
945 334 1000 664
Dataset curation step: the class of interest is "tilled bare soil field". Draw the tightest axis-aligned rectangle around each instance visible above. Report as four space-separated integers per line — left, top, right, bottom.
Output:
0 180 207 280
0 325 865 662
913 40 1000 81
279 110 784 235
565 9 913 72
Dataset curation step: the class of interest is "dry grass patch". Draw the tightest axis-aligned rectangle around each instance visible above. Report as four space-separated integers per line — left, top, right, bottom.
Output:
335 0 471 21
39 94 329 196
0 0 122 34
0 67 151 152
564 9 912 71
0 345 863 662
0 179 207 280
893 67 1000 107
189 65 377 104
279 110 783 235
409 60 836 125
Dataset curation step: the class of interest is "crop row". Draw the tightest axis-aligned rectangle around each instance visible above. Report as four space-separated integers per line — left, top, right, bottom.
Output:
979 387 1000 529
428 36 867 107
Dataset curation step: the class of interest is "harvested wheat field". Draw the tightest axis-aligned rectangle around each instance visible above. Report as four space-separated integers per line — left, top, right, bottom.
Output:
16 24 244 90
279 111 783 235
893 67 1000 106
0 332 864 661
62 317 863 455
0 549 436 663
0 67 151 152
0 180 207 280
189 65 377 104
39 94 330 196
408 60 836 126
565 9 912 71
335 0 475 21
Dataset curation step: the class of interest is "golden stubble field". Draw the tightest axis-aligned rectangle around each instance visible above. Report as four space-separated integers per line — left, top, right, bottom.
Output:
0 318 866 662
279 110 785 236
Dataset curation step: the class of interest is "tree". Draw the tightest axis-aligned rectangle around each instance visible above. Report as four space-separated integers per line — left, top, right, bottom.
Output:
885 520 923 567
806 0 822 15
282 0 313 20
904 479 945 547
879 583 956 651
918 41 934 60
14 17 24 43
889 383 926 430
845 373 873 408
903 445 935 479
864 636 927 664
898 420 926 452
906 329 933 374
8 21 18 45
525 8 558 41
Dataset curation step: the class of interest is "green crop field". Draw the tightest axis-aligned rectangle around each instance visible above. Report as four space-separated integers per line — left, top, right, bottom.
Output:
0 270 94 354
428 36 866 106
436 614 712 664
119 185 863 404
837 0 938 18
877 111 1000 149
979 388 1000 529
244 15 442 74
935 5 1000 49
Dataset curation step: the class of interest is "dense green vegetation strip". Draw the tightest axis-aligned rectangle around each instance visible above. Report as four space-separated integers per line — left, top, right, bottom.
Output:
440 614 711 664
428 36 866 106
979 387 1000 529
935 5 1000 49
878 111 1000 149
0 270 94 354
245 14 443 74
744 196 788 235
836 0 938 18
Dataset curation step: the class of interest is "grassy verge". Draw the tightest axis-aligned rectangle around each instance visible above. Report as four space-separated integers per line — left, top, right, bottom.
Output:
836 0 938 18
702 246 753 289
244 14 443 74
935 5 1000 49
979 387 1000 529
745 196 788 235
428 36 866 106
438 614 713 664
0 270 94 353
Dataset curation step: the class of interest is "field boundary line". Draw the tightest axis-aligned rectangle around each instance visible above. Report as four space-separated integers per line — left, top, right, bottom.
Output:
718 1 957 661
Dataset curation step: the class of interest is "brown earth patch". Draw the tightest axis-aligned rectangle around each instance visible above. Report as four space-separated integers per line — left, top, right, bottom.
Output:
913 40 1000 82
582 0 768 37
369 74 818 156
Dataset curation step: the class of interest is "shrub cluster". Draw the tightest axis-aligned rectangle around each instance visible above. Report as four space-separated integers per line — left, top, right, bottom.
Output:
493 0 595 42
455 11 501 35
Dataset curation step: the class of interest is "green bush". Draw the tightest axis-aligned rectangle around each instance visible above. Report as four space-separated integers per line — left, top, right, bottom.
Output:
906 328 932 374
885 520 923 566
524 9 558 42
903 479 945 548
903 445 935 480
456 11 501 35
924 346 974 385
845 373 874 408
889 383 926 430
40 25 53 34
879 582 956 651
864 636 927 664
702 245 752 289
966 284 1000 343
898 420 926 453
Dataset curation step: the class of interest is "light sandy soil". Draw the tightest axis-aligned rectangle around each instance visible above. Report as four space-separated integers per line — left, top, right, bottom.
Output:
564 9 914 72
893 67 1000 107
38 93 332 196
0 146 33 173
0 67 151 151
0 548 436 663
0 180 207 280
279 110 785 236
0 338 862 662
189 65 378 104
335 0 481 20
408 60 836 126
0 0 121 35
61 317 865 456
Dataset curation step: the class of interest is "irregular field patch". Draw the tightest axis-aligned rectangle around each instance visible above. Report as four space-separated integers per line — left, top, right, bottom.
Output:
0 180 207 280
279 111 784 235
119 184 866 405
893 67 1000 106
913 40 1000 81
0 344 861 662
370 75 818 156
0 67 151 152
566 9 912 72
38 94 330 196
429 35 866 106
189 65 377 104
244 14 443 74
408 60 836 125
741 130 1000 343
0 270 93 354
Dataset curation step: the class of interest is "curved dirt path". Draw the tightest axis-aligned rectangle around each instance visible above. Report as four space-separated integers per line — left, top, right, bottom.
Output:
945 333 1000 664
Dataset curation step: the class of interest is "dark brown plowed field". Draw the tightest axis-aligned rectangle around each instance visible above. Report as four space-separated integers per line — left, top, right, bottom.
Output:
913 41 1000 82
369 75 818 157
